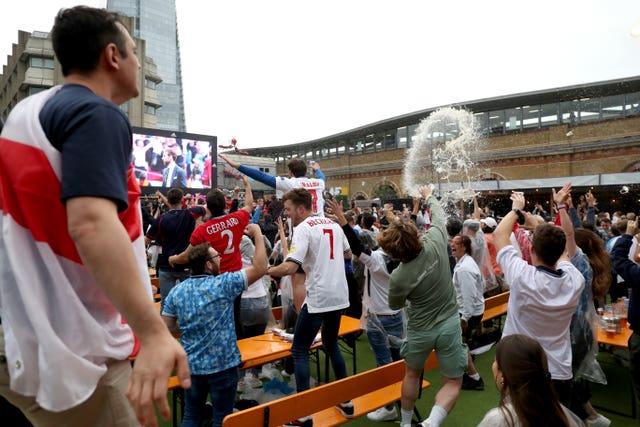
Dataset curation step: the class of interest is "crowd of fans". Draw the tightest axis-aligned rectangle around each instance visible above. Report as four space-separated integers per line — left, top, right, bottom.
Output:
138 155 639 427
0 7 636 427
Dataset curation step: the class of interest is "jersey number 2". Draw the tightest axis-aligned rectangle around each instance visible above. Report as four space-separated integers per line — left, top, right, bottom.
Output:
221 229 235 254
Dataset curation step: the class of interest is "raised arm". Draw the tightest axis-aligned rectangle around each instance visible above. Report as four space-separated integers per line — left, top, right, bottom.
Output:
494 192 525 251
472 196 482 220
155 190 168 207
276 216 289 259
311 161 326 183
553 183 577 259
219 153 277 188
251 199 263 224
585 190 597 225
327 199 367 257
566 195 583 229
240 175 254 213
244 224 269 284
420 184 444 234
611 220 640 284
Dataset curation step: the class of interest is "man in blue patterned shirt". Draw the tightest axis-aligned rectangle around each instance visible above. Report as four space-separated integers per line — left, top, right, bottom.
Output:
162 224 268 427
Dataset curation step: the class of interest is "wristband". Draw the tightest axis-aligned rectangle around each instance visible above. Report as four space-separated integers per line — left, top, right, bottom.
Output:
556 204 567 210
512 208 525 225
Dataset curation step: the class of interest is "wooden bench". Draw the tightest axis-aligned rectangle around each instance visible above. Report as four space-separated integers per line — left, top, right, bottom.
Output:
151 277 161 301
481 291 509 322
222 351 438 427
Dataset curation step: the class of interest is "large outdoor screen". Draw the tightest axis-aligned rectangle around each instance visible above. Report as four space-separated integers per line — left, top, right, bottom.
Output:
131 127 216 192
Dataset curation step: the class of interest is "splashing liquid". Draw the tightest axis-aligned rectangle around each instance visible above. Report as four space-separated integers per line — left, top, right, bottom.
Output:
403 107 485 205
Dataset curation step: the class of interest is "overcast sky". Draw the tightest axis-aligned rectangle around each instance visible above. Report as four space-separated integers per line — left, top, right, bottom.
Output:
2 1 640 149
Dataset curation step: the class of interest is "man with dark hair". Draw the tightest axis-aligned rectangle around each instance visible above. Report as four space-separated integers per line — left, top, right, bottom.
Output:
493 188 583 406
0 6 189 427
219 154 327 215
267 188 352 427
378 184 466 427
145 187 206 309
169 176 253 337
162 225 268 427
170 177 253 274
162 150 187 188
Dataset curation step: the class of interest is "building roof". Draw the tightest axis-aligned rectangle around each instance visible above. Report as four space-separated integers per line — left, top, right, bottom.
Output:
246 75 640 156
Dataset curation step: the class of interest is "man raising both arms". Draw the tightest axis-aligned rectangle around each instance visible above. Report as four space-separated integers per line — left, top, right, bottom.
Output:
268 189 352 427
0 6 188 426
379 184 467 427
169 176 253 337
219 154 327 216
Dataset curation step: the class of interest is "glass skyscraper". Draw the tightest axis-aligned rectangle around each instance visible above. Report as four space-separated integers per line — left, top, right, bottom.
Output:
107 0 186 131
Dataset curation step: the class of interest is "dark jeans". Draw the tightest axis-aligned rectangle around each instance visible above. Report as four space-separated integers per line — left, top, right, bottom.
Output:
629 331 640 416
291 305 347 392
551 378 573 408
345 273 362 319
182 366 239 427
158 269 190 312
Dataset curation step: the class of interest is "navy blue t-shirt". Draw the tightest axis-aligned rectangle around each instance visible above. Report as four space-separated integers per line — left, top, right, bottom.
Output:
146 206 206 271
39 84 132 212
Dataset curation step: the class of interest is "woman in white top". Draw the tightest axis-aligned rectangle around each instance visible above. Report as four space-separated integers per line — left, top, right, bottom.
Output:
478 334 582 427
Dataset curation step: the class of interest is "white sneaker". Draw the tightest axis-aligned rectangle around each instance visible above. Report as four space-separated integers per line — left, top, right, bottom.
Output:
366 406 397 422
420 420 432 427
586 414 611 427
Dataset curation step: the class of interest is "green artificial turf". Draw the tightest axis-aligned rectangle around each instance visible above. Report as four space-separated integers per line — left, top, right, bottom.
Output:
160 332 635 426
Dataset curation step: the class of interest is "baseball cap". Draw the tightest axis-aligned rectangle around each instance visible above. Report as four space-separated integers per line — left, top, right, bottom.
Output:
480 217 498 229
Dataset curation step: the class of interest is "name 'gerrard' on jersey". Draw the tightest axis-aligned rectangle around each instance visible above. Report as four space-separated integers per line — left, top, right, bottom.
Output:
206 217 241 234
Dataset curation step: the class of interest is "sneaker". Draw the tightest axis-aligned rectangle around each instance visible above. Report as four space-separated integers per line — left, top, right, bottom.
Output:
461 373 485 391
284 416 313 427
420 420 432 427
586 414 611 427
336 401 354 418
366 406 397 422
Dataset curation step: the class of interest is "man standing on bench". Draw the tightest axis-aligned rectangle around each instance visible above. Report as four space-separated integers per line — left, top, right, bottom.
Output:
379 184 467 427
267 188 352 427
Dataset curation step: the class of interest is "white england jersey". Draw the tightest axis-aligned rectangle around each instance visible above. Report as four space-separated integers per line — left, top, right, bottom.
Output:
286 216 350 313
276 176 325 216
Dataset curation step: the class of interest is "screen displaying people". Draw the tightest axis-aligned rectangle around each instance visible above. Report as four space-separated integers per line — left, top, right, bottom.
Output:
132 132 213 189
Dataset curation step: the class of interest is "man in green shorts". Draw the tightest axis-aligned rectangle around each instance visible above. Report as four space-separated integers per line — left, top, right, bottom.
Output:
378 184 467 427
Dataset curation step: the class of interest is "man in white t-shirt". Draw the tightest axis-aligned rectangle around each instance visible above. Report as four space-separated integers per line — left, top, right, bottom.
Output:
493 191 583 406
267 188 352 427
